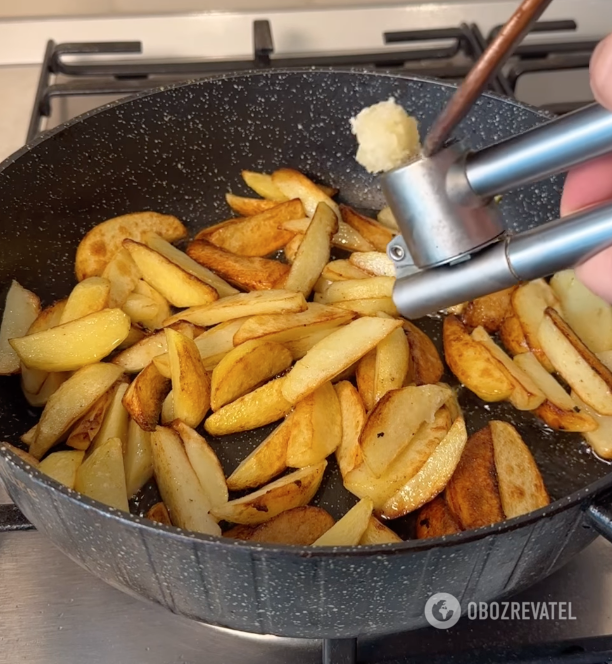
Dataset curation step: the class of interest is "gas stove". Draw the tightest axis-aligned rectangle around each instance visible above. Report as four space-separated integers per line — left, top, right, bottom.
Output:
1 3 612 663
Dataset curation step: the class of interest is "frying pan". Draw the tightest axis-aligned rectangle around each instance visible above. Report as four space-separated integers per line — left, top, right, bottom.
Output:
2 70 612 640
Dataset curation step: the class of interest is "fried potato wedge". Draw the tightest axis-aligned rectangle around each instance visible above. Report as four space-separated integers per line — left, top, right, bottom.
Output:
321 277 394 304
242 170 289 201
281 217 374 253
286 381 342 467
445 425 504 530
195 199 302 257
374 325 410 403
283 202 338 297
146 502 172 526
223 524 257 540
416 495 461 539
20 425 37 447
211 339 292 411
571 392 612 459
205 376 292 436
376 207 399 231
101 247 142 308
39 450 85 489
282 316 403 404
187 240 289 291
361 384 452 477
163 290 307 327
120 324 147 350
499 314 530 357
225 193 278 216
551 269 612 353
10 308 130 372
145 233 238 298
75 211 187 281
471 326 545 411
22 371 70 408
249 506 335 545
356 350 376 412
131 280 170 330
514 352 596 432
539 307 612 415
166 328 210 428
402 320 444 386
75 437 129 511
331 297 398 317
461 287 514 333
272 168 341 221
335 381 366 478
234 303 354 347
122 362 171 431
313 497 373 546
379 417 468 519
160 391 174 425
283 328 335 360
226 419 290 491
60 277 110 324
212 461 326 525
173 421 228 508
30 363 123 459
349 252 395 277
320 260 369 282
443 315 513 402
340 205 395 252
0 281 41 375
359 516 402 545
283 233 303 263
2 443 40 467
122 293 159 329
490 421 549 518
512 280 560 372
66 391 112 451
91 382 130 452
150 426 221 535
124 239 218 308
124 418 153 498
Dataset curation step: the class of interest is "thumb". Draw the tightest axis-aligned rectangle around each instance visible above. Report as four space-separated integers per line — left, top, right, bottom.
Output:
591 33 612 110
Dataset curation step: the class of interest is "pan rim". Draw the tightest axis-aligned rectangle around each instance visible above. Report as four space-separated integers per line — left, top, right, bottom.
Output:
1 68 609 556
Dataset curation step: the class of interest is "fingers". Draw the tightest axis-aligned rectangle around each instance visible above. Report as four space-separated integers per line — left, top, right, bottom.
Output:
591 33 612 111
575 249 612 301
560 153 612 216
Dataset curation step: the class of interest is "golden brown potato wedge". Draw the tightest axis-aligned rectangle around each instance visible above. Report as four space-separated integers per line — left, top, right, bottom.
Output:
571 392 612 459
205 376 293 436
20 425 37 447
551 269 612 353
150 426 221 535
374 324 410 403
226 419 290 491
445 425 505 530
282 316 403 404
124 239 219 308
349 252 395 277
39 450 85 489
282 328 336 360
122 362 171 431
225 193 278 216
283 233 303 263
514 352 596 432
335 381 366 478
160 391 174 425
286 381 342 467
283 202 338 297
91 382 130 452
402 320 444 386
74 437 129 511
379 417 468 519
122 293 159 329
320 260 369 282
0 281 41 375
271 168 340 221
360 384 452 477
163 290 307 327
211 339 292 411
146 502 172 526
144 232 238 298
223 524 257 540
321 277 395 304
356 350 376 412
490 421 549 518
166 328 210 428
471 326 545 411
340 205 395 252
249 506 335 545
66 391 112 451
30 363 124 459
130 280 170 330
101 247 142 308
124 418 153 498
212 461 326 525
415 495 461 539
461 288 514 333
443 315 513 402
280 218 374 253
10 308 130 372
186 240 289 291
313 497 373 546
539 307 612 415
359 516 402 544
60 277 110 324
242 170 288 201
376 207 399 231
331 297 398 317
499 314 530 358
75 211 187 281
195 199 302 257
1 443 40 467
172 421 228 508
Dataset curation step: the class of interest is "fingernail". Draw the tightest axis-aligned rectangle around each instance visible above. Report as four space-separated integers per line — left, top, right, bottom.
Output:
591 34 612 108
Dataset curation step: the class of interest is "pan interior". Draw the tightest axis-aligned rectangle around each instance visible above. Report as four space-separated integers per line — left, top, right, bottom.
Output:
0 70 610 537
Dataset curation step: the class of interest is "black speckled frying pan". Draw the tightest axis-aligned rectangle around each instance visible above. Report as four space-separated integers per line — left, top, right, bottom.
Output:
1 70 612 639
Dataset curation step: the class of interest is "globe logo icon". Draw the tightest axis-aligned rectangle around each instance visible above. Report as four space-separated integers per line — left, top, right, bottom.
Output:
424 593 461 629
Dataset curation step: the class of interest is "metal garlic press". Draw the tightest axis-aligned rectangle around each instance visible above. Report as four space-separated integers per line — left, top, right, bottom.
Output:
382 0 612 319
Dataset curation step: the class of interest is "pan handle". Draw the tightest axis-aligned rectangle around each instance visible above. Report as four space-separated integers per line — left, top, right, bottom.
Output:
585 492 612 542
